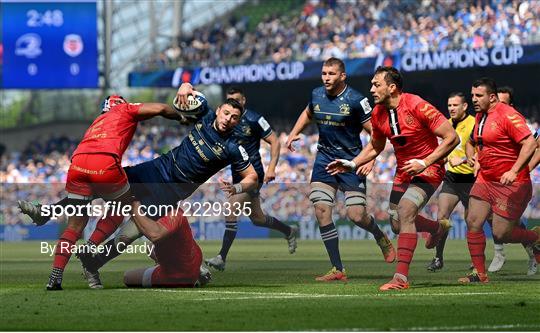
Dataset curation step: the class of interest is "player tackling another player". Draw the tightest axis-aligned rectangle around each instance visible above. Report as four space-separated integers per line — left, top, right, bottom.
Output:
18 95 184 290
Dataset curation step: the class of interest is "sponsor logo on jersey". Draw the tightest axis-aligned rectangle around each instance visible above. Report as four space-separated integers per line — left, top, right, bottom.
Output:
339 104 350 115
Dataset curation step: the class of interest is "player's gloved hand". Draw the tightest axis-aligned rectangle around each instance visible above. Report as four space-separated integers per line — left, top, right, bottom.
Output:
175 83 196 109
500 170 517 185
285 134 301 152
326 159 356 175
403 159 427 175
357 159 375 176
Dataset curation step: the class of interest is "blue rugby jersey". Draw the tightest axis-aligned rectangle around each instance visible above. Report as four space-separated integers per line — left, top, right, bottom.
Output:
308 85 372 159
153 110 251 184
231 108 272 179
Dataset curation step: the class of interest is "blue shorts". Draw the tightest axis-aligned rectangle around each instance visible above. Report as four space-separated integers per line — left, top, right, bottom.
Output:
310 152 366 193
124 161 198 219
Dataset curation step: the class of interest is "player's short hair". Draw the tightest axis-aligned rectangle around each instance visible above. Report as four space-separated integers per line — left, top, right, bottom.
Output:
472 77 497 95
374 66 403 91
221 98 245 115
226 86 245 97
323 57 345 73
448 92 467 104
497 86 514 105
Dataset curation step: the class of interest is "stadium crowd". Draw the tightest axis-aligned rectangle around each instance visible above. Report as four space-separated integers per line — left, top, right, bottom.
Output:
142 0 540 69
2 120 540 226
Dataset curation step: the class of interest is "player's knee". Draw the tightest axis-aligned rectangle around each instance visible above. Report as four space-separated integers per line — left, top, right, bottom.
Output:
387 209 400 234
314 204 331 220
492 228 511 242
346 207 367 224
397 203 416 225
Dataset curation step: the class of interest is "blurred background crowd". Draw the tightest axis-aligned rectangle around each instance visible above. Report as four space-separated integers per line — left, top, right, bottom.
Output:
141 0 540 69
2 119 540 226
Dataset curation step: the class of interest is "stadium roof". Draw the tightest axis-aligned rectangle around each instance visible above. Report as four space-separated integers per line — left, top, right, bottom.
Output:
98 0 245 90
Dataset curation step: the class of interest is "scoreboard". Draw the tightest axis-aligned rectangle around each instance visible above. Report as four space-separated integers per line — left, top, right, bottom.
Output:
2 1 98 89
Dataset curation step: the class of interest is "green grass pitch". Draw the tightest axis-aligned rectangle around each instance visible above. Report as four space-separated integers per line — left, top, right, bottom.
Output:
1 239 539 331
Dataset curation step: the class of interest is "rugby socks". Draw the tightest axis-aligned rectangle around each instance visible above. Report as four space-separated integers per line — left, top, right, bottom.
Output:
353 215 384 241
508 227 538 245
467 231 486 274
264 216 293 236
90 238 122 270
52 228 81 270
414 215 439 234
435 231 449 260
219 222 238 261
319 223 343 271
49 228 81 285
396 233 417 278
88 214 124 245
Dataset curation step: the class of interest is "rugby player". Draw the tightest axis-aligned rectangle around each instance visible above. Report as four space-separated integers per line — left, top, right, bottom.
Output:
459 78 539 283
177 86 297 271
327 66 459 290
287 58 395 282
485 86 537 275
123 200 211 288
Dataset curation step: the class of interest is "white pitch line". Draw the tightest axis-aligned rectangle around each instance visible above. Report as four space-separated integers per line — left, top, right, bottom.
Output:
394 323 540 331
119 289 508 300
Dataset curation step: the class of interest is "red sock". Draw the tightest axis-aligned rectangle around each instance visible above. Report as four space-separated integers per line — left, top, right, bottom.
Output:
396 233 418 278
89 215 124 245
52 228 81 270
415 215 439 233
467 231 486 274
508 227 538 246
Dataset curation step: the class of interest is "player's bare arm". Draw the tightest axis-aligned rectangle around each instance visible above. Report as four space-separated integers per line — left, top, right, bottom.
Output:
219 164 258 197
357 120 376 175
528 140 540 171
137 103 181 121
500 134 536 185
326 136 384 175
286 106 313 152
403 121 458 175
130 201 170 242
262 132 280 183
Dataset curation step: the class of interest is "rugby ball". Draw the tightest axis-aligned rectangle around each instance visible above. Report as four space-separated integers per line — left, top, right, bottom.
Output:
173 91 208 119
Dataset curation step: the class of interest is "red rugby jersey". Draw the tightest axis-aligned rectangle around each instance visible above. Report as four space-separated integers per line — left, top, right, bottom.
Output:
72 103 143 159
471 102 531 182
154 213 201 283
371 93 447 170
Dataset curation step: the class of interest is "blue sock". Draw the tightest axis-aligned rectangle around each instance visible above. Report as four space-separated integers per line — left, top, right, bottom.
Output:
319 223 343 271
219 222 238 261
264 215 292 236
